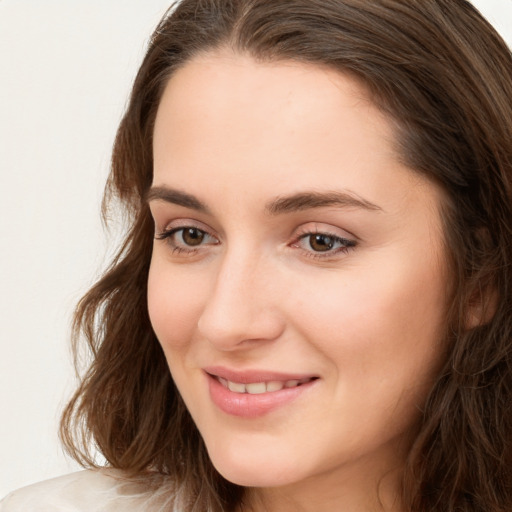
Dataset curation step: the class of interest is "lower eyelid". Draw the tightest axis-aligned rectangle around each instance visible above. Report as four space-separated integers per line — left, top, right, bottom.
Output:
299 243 356 261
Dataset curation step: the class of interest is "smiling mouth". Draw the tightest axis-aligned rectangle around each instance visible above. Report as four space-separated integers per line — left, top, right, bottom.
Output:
206 370 319 416
215 376 317 394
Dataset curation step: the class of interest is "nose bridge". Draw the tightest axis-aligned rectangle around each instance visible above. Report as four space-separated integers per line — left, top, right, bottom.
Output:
197 243 283 348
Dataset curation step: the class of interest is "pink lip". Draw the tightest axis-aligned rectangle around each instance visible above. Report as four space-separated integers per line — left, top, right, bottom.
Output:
204 366 319 418
204 366 317 383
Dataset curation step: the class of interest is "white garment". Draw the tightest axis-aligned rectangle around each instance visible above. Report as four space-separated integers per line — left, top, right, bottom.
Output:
0 469 178 512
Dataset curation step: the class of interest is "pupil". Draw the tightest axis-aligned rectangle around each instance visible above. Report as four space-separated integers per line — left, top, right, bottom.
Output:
183 228 204 246
310 234 334 252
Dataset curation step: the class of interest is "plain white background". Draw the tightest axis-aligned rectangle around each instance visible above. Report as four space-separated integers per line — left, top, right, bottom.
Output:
0 0 511 497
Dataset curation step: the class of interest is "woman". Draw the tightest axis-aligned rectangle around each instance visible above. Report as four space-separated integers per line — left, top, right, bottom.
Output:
2 0 512 511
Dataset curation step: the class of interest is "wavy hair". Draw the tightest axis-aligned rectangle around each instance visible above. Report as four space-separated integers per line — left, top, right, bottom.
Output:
60 1 512 510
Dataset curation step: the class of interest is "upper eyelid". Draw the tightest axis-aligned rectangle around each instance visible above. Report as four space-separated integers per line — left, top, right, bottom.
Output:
296 232 355 243
293 231 357 248
149 200 358 236
155 217 215 235
293 223 358 242
148 201 210 225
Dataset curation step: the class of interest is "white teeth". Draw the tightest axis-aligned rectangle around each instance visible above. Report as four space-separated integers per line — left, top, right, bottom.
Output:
227 381 246 393
218 377 313 394
246 382 267 394
266 381 285 392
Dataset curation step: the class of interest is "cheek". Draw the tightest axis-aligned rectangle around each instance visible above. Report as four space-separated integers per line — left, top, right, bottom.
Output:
147 256 206 351
290 254 448 391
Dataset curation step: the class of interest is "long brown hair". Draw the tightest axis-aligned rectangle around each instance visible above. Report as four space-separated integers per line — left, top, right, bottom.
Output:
60 1 512 510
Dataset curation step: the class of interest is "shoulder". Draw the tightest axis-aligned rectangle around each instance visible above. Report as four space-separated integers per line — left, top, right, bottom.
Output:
0 468 175 512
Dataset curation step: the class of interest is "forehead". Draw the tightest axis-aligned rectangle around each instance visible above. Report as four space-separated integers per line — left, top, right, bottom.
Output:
158 52 375 116
152 51 442 221
154 52 382 137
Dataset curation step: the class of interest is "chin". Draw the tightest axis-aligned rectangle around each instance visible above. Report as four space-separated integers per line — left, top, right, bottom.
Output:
213 464 300 488
206 444 305 488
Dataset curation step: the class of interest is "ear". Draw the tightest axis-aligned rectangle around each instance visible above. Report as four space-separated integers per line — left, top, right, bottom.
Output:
464 226 499 330
464 281 498 330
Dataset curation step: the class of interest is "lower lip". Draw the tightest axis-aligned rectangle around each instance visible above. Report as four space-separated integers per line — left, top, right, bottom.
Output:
206 373 317 418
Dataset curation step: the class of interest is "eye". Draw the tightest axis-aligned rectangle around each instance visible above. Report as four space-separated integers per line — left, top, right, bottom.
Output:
155 226 218 252
292 230 356 259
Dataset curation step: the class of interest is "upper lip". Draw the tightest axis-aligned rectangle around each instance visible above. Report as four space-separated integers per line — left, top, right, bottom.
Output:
203 365 319 384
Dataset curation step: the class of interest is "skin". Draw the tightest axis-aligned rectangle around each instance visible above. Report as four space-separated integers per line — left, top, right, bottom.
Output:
147 51 450 512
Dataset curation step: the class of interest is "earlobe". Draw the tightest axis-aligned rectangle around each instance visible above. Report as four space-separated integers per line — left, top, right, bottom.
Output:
463 226 499 330
464 283 498 330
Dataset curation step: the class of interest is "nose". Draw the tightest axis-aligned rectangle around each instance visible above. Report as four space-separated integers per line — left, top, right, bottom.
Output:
196 249 285 350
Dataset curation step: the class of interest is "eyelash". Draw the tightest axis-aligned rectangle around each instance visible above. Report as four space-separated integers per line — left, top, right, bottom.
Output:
291 231 357 260
155 226 357 260
155 226 219 255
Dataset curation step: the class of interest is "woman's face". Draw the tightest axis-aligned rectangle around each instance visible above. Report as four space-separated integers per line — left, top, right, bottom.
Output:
148 52 449 506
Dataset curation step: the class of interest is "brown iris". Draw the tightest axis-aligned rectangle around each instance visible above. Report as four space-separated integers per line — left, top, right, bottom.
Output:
308 234 336 252
182 228 205 246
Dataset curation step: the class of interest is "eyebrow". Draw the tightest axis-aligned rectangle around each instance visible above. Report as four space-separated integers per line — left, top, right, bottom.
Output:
266 191 382 214
145 186 211 213
146 186 382 214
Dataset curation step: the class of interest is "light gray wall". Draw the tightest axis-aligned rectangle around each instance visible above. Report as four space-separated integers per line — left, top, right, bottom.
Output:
1 0 511 497
0 0 172 495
